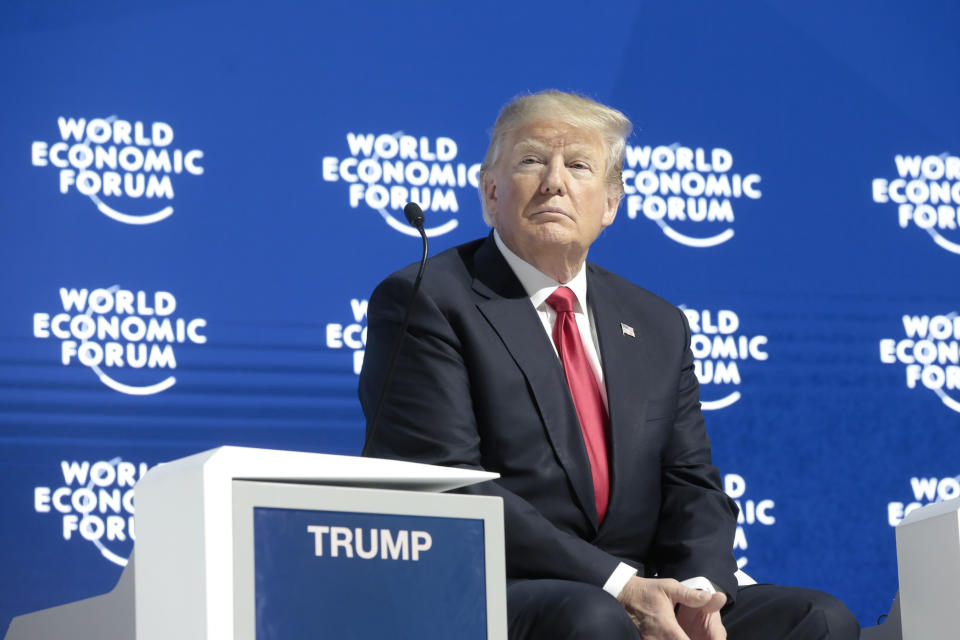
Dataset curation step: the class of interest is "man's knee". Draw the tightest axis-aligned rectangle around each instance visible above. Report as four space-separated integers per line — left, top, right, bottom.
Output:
557 589 637 638
725 584 859 640
804 588 859 639
508 580 638 639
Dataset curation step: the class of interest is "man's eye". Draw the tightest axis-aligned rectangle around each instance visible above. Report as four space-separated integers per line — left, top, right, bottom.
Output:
521 157 541 165
569 162 590 170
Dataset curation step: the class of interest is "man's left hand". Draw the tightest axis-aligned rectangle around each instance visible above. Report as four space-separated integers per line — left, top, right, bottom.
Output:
676 592 727 640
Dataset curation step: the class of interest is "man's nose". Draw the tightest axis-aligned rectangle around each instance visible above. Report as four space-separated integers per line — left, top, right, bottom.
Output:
540 158 566 195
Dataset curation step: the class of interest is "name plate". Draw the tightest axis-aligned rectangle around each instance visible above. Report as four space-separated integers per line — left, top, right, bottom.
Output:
232 481 504 639
254 507 487 638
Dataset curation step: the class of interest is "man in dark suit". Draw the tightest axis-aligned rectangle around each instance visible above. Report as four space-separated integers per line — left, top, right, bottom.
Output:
360 91 858 639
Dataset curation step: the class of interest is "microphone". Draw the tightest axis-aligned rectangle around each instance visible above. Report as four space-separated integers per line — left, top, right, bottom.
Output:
402 201 428 300
362 202 429 456
404 201 425 228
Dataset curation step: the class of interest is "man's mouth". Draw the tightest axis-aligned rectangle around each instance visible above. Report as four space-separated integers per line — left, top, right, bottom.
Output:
531 208 571 219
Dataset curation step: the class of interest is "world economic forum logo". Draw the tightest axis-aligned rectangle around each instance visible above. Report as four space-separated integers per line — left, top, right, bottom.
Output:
622 144 762 248
34 457 149 566
872 153 960 254
324 298 368 375
30 115 204 225
681 307 769 410
322 131 480 238
887 474 960 527
724 473 776 571
879 312 960 413
32 286 208 396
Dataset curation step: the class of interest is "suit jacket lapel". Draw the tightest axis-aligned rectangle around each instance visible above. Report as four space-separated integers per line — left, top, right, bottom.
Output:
471 236 599 528
588 267 651 529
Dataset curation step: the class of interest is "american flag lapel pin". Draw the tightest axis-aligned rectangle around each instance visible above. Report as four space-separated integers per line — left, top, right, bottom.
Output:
620 322 635 337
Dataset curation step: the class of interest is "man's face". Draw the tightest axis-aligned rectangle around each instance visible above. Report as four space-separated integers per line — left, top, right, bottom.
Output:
483 118 620 267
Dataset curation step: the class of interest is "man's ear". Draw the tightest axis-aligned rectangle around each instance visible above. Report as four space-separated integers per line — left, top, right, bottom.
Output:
602 193 621 228
482 172 498 223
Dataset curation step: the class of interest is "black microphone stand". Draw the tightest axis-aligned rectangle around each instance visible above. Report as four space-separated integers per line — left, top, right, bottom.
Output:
361 203 428 456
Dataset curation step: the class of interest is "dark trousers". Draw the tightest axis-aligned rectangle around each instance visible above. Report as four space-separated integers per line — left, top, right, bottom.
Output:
507 579 860 639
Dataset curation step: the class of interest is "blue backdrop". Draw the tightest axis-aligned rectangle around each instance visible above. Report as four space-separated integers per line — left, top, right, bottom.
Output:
2 0 959 631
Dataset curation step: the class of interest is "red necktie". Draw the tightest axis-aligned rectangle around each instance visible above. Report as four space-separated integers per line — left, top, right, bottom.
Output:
546 286 610 524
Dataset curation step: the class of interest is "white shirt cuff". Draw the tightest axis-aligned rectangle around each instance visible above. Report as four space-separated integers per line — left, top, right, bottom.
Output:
602 565 722 600
680 576 718 593
602 562 638 598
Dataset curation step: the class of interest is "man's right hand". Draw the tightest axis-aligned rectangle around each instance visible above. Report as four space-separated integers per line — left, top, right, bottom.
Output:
617 576 726 639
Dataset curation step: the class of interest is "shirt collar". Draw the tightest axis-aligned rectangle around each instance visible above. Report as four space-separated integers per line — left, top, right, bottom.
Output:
493 230 588 313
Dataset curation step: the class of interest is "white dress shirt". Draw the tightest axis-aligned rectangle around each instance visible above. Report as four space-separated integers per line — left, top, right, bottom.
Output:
493 231 718 600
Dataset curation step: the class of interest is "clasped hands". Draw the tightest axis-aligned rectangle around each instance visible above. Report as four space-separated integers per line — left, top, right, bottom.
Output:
617 576 727 640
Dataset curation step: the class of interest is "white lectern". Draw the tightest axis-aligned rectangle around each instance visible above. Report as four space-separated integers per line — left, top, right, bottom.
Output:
862 496 960 640
4 446 507 640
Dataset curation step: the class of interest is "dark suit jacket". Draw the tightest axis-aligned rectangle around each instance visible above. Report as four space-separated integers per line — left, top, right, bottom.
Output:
359 234 739 600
